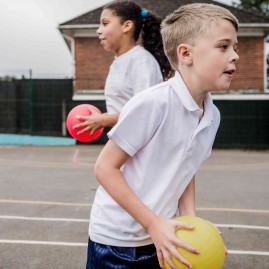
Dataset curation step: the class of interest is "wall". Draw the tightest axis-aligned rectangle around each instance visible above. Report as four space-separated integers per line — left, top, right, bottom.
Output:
74 36 266 92
74 38 114 91
229 36 264 92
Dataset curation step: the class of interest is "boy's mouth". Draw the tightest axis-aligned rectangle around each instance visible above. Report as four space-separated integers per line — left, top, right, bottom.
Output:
224 69 235 75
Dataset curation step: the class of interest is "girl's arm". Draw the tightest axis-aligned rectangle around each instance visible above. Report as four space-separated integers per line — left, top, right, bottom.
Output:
178 176 196 216
94 139 199 269
74 111 119 135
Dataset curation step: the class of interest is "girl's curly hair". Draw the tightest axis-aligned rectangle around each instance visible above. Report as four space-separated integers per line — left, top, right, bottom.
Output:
104 1 174 80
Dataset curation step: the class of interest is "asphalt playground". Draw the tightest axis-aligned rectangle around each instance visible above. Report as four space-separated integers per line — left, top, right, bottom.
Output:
0 144 268 269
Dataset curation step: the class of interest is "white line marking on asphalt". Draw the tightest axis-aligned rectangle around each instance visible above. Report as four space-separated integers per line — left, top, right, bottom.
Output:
229 250 269 256
0 199 92 207
0 240 87 247
0 158 91 169
0 215 89 222
1 215 269 231
0 240 269 256
197 207 269 214
216 224 269 230
72 149 79 163
0 199 269 214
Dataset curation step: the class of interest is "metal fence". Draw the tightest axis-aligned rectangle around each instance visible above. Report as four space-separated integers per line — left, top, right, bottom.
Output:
0 78 269 148
213 95 269 149
0 78 109 143
0 79 72 136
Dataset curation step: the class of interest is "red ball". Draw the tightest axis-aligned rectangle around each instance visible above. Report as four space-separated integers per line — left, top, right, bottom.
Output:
66 104 104 142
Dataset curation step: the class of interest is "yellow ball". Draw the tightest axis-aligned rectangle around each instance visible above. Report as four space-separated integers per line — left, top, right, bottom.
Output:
164 216 225 269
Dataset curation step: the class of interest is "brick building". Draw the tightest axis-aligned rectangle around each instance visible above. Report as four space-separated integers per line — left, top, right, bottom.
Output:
58 0 269 100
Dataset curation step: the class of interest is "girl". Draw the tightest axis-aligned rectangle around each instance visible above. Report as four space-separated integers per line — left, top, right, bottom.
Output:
74 0 173 136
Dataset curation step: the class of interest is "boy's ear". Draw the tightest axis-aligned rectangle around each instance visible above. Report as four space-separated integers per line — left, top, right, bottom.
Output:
177 44 193 65
122 20 133 33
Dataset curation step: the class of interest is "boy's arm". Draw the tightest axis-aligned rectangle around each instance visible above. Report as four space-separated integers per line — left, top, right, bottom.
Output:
178 176 196 216
94 139 158 230
94 139 199 269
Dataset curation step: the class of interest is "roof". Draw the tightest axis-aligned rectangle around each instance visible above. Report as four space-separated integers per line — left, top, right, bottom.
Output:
60 0 269 26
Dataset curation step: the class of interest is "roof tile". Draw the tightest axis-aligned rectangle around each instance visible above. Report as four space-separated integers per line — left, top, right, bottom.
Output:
60 0 269 26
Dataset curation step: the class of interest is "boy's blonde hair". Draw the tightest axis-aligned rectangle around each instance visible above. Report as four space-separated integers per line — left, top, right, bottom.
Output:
161 3 238 70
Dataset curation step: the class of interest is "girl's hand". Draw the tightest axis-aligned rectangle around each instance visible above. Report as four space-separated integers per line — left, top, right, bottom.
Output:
147 217 199 269
73 109 104 135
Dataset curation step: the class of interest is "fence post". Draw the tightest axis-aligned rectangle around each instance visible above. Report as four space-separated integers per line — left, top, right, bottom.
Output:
28 69 33 135
62 99 67 136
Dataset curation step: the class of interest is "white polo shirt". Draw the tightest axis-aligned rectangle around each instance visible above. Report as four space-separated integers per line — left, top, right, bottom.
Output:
89 72 220 247
104 45 163 114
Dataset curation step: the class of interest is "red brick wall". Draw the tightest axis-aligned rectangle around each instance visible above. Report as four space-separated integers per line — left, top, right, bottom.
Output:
230 36 264 92
74 36 265 92
74 37 113 91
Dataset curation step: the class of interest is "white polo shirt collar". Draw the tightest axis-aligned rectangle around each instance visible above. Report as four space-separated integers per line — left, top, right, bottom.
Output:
170 72 214 125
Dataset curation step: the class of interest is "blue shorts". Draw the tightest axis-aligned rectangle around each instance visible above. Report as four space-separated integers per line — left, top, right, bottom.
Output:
86 238 161 269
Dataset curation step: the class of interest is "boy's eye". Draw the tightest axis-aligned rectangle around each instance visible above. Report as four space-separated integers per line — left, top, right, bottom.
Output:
220 45 228 49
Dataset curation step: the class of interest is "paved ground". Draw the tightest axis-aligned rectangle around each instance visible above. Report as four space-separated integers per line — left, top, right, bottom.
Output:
0 145 268 269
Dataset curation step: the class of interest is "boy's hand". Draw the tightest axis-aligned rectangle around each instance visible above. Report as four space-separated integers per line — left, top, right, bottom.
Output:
73 109 103 135
147 217 199 269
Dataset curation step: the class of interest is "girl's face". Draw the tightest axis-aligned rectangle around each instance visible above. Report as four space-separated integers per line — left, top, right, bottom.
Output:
97 9 127 55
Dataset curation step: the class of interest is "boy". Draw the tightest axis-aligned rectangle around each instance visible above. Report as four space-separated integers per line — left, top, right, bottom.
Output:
87 3 239 269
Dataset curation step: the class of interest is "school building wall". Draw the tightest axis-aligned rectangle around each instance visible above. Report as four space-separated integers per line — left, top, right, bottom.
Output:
73 36 266 93
74 38 114 91
230 36 264 92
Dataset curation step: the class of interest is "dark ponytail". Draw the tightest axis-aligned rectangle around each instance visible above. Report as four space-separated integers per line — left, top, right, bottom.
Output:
104 1 174 80
141 12 174 80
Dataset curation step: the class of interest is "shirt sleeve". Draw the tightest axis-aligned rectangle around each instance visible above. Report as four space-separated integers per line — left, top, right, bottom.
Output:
108 91 162 157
